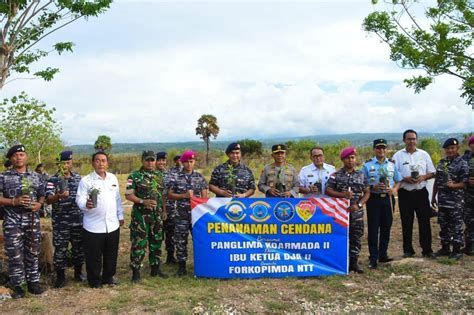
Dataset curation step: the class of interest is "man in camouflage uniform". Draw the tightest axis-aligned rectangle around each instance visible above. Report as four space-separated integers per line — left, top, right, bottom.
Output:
462 136 474 255
163 155 181 264
45 150 84 288
326 147 370 273
168 150 208 276
258 144 299 198
209 143 256 198
431 138 469 260
125 151 167 283
0 145 46 298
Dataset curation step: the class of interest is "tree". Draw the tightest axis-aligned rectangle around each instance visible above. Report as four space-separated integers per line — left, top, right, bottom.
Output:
195 114 219 165
363 0 474 107
0 91 63 164
94 135 112 152
0 0 112 89
238 139 263 156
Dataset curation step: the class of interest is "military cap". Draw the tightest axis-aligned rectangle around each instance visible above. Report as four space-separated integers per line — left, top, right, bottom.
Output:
469 135 474 145
156 151 167 160
142 150 156 161
272 144 287 153
340 147 357 159
6 144 26 159
180 150 196 162
442 138 459 148
60 150 73 161
225 142 241 154
173 155 181 162
373 139 387 148
3 160 12 168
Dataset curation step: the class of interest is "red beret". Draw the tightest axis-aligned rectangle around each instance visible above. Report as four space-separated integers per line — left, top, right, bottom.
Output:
340 147 356 160
469 135 474 145
180 150 196 162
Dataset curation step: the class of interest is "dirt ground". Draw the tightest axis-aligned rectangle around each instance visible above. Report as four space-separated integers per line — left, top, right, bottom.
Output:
0 199 473 314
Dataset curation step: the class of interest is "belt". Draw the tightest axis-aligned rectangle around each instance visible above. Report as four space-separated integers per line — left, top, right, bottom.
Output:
370 193 390 198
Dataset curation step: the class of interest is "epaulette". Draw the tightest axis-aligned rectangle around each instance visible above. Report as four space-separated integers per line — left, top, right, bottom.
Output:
388 159 395 163
365 158 372 163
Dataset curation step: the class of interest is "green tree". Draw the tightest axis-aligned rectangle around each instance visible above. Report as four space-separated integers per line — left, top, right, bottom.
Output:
238 139 263 156
195 114 219 165
0 0 112 88
94 135 112 152
419 137 441 165
363 0 474 107
0 91 63 164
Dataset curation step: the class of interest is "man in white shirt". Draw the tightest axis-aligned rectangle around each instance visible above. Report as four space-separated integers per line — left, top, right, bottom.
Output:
76 151 124 288
299 147 336 197
392 129 436 259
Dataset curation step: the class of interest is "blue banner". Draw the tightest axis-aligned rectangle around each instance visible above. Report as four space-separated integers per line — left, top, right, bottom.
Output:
191 197 349 278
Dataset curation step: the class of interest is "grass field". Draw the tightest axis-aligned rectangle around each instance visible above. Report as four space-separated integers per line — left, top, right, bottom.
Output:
0 174 473 313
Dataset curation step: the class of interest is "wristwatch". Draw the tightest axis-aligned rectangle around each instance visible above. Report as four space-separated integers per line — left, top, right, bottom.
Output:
139 199 144 205
357 202 363 209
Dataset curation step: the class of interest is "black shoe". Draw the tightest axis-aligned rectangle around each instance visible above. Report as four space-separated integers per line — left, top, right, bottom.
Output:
449 247 463 260
27 282 45 295
11 286 25 299
379 257 394 263
54 270 66 288
102 277 119 286
74 265 85 282
403 252 415 258
177 262 187 276
89 283 102 289
166 252 178 264
368 260 378 269
422 252 437 259
349 258 364 274
131 268 141 284
436 246 451 257
150 265 168 278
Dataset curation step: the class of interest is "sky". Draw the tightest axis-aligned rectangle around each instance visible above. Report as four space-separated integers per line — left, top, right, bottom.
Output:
1 0 472 146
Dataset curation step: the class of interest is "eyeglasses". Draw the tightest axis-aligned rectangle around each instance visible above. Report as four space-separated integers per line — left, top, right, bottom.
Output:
312 154 324 158
375 146 386 150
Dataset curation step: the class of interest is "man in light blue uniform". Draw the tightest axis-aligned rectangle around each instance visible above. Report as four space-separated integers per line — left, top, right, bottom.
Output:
363 139 402 269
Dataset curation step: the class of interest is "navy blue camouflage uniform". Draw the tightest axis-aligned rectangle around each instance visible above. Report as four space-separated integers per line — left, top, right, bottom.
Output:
164 166 181 255
326 168 368 261
0 169 45 287
435 156 469 250
45 172 83 272
462 150 474 250
169 170 208 262
209 161 255 196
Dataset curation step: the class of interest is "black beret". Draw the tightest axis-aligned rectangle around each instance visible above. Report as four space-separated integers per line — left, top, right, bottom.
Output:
60 150 73 161
225 142 241 154
442 138 459 148
373 139 387 148
142 150 156 160
156 151 167 160
6 144 26 159
272 144 287 153
173 155 181 162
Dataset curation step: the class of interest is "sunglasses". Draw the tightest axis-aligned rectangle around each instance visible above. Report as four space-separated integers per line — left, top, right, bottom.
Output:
375 146 386 150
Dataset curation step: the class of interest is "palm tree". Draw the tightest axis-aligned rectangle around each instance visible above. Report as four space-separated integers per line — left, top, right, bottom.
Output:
196 114 219 165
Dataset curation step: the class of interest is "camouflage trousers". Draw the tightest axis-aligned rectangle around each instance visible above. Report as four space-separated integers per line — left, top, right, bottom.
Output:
164 201 177 253
174 217 192 262
464 194 474 244
438 205 464 248
129 208 163 269
349 209 364 259
52 217 84 271
2 210 41 286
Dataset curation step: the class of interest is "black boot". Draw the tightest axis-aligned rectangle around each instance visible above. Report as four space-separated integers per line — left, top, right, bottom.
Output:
11 286 25 299
166 251 177 264
436 245 451 257
449 246 463 260
131 268 141 284
176 261 187 276
27 282 45 295
54 269 66 288
150 263 168 278
349 257 364 274
464 242 474 256
74 264 85 282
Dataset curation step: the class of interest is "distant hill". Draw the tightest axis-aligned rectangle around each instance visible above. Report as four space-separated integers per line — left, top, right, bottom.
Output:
68 132 468 155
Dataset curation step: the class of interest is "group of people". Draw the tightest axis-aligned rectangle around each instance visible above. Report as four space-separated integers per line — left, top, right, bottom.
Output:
0 129 472 299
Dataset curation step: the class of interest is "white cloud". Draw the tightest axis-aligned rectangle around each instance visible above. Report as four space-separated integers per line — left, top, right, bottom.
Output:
2 2 471 145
